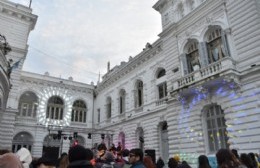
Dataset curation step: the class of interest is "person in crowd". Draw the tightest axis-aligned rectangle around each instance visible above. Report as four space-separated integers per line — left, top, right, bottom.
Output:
248 153 259 168
36 156 56 168
156 157 165 168
56 152 68 167
115 151 125 167
168 158 179 168
0 149 9 155
96 151 121 168
30 158 39 168
198 155 211 168
128 148 146 168
216 148 244 168
143 155 156 168
232 149 240 160
110 143 117 154
95 143 109 167
240 153 254 168
178 161 191 168
0 152 23 168
117 142 123 152
122 149 131 168
16 147 33 168
59 155 69 168
255 153 260 163
68 145 94 168
96 143 108 161
173 155 181 165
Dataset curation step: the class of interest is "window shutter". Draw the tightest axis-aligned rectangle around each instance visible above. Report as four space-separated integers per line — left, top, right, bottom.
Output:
199 42 209 67
180 53 188 75
221 30 230 57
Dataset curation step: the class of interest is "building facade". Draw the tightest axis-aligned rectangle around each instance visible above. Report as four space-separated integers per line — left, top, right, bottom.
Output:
0 0 259 166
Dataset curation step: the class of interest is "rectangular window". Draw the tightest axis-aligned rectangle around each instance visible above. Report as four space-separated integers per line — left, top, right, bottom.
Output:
97 109 100 123
158 82 167 99
206 105 229 153
33 104 38 117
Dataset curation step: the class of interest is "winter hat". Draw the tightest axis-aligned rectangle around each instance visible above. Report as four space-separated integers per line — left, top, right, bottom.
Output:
16 147 32 168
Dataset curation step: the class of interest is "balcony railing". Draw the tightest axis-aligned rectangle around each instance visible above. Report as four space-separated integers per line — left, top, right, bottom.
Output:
172 57 235 91
155 97 168 106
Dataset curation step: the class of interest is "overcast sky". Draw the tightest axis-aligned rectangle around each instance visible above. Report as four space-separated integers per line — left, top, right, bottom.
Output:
10 0 162 84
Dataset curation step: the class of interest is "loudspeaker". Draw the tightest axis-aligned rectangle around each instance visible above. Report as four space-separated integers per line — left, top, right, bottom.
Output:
145 149 156 163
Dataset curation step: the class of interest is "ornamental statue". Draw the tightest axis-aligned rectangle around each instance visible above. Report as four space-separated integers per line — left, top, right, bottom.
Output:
0 34 12 56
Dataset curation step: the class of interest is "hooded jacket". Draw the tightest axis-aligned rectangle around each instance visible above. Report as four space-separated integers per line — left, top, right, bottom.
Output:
16 147 32 168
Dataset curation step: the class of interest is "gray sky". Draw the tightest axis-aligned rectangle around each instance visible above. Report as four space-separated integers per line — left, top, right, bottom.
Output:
10 0 162 84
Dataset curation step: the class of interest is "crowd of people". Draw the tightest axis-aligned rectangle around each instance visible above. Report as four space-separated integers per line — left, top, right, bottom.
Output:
1 144 260 168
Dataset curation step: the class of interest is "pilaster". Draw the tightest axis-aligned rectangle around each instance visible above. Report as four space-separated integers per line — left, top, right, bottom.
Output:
0 108 17 150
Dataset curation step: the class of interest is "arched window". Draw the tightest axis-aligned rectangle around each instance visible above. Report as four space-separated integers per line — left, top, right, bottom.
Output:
18 91 38 118
106 97 112 119
118 132 125 149
186 40 200 73
46 96 64 120
206 26 228 64
135 80 143 108
157 69 166 78
71 100 87 123
119 89 126 114
155 68 167 101
204 104 229 153
12 132 33 152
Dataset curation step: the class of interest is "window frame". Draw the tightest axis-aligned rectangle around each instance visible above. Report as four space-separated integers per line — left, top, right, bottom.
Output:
202 104 229 154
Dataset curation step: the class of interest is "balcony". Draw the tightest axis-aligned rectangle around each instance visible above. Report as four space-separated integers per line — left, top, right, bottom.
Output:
172 57 236 92
155 97 168 106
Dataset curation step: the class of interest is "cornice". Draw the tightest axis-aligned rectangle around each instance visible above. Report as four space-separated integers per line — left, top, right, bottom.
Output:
158 0 225 38
0 1 37 30
153 0 169 12
20 71 95 93
96 39 163 93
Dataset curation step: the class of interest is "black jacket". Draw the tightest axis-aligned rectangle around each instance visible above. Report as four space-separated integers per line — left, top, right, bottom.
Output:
68 160 94 168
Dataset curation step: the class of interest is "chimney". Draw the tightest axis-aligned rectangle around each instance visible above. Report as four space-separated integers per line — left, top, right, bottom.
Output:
107 61 110 72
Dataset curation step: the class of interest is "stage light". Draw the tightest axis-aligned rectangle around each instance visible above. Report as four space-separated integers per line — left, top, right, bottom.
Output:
88 133 91 139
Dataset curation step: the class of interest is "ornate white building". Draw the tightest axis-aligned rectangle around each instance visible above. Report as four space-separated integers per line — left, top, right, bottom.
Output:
0 0 260 165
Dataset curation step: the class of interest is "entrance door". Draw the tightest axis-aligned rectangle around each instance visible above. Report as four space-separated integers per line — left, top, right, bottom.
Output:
42 146 59 160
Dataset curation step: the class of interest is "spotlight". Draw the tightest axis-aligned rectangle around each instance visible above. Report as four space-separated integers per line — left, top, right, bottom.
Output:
88 133 92 139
